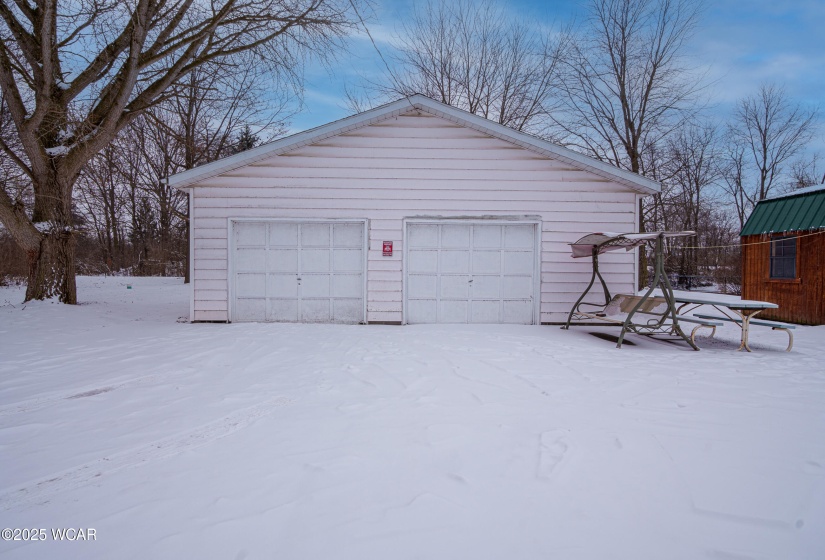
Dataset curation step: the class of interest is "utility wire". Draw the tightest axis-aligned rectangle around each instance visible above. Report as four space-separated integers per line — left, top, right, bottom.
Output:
679 228 825 250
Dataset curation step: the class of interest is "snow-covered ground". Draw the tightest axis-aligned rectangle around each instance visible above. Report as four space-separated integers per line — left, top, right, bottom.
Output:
1 277 824 560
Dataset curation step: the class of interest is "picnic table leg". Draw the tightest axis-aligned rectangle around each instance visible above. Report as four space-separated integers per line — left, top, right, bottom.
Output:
731 309 764 352
773 327 794 352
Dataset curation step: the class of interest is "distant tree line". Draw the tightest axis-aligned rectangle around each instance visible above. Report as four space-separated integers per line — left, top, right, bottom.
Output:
0 0 820 297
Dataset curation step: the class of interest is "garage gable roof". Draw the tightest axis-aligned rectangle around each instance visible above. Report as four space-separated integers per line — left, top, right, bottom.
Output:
167 94 660 195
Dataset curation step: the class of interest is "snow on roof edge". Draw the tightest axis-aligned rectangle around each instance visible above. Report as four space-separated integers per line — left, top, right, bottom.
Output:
764 183 825 201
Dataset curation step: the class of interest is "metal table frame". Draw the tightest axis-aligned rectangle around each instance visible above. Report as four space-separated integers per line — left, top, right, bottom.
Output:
672 294 780 352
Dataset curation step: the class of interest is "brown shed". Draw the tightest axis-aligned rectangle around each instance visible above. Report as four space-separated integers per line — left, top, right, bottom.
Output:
740 185 825 325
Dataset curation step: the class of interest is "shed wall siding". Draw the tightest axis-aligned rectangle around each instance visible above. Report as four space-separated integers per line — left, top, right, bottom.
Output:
741 232 825 325
190 112 638 323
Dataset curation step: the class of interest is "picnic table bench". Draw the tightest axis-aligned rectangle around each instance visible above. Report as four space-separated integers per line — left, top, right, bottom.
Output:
669 290 793 352
692 313 795 352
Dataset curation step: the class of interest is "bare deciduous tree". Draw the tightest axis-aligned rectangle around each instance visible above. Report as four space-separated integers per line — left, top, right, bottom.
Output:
552 0 703 174
721 83 818 228
0 0 358 303
551 0 704 287
788 155 823 190
665 123 721 285
375 0 567 133
730 83 818 202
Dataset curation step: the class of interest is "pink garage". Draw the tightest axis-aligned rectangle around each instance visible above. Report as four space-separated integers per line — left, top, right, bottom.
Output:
168 95 659 325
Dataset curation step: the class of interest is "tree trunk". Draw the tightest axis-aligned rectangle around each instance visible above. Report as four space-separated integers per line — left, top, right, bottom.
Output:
638 198 649 290
25 168 79 304
25 230 78 304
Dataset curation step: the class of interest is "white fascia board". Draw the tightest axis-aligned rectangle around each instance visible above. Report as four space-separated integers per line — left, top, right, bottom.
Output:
169 93 660 196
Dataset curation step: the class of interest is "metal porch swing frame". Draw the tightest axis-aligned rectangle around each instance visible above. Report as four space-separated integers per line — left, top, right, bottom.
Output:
561 231 698 350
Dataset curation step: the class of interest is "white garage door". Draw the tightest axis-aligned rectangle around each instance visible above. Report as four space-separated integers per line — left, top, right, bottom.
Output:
232 221 365 323
406 222 538 324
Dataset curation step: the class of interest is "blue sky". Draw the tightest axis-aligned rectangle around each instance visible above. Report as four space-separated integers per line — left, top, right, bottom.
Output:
290 0 824 149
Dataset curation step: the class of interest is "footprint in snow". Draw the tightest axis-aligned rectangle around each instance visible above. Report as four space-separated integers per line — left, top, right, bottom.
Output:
537 430 570 479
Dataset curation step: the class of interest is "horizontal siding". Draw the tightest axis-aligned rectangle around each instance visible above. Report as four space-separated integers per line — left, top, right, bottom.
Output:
190 111 640 322
194 310 229 321
263 155 575 170
196 300 228 311
368 280 402 292
197 279 228 291
194 186 631 200
194 238 227 249
367 311 403 323
193 201 633 217
277 146 534 160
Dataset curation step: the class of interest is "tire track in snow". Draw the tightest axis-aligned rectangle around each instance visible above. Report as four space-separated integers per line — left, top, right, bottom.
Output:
0 396 293 511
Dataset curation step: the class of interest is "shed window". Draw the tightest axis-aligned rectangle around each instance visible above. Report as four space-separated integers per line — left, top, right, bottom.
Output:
770 236 796 279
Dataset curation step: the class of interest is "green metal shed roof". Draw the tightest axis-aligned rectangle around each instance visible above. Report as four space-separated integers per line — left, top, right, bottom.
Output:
740 185 825 236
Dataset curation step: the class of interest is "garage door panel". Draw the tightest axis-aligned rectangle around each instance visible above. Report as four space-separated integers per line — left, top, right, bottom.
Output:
503 300 533 323
301 299 331 322
441 275 470 298
236 223 267 246
473 225 502 248
503 276 534 299
333 249 362 272
333 299 362 322
471 300 500 323
408 274 437 298
268 299 298 322
440 250 469 273
333 223 363 246
407 299 436 323
333 274 362 297
236 273 265 297
302 275 330 297
439 300 468 322
268 274 298 297
269 223 298 246
235 248 266 271
235 298 266 321
301 223 330 246
302 249 330 272
409 250 437 272
408 224 438 248
268 249 298 272
504 251 534 274
472 251 501 274
473 276 501 298
505 225 534 248
442 225 470 247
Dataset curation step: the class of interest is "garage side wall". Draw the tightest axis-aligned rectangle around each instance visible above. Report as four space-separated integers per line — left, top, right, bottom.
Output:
190 111 639 323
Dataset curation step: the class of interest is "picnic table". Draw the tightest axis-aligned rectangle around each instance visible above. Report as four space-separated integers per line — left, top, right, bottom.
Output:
666 290 792 352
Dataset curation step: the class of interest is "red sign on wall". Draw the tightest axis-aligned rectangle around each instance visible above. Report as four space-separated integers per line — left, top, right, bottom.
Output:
382 241 393 256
